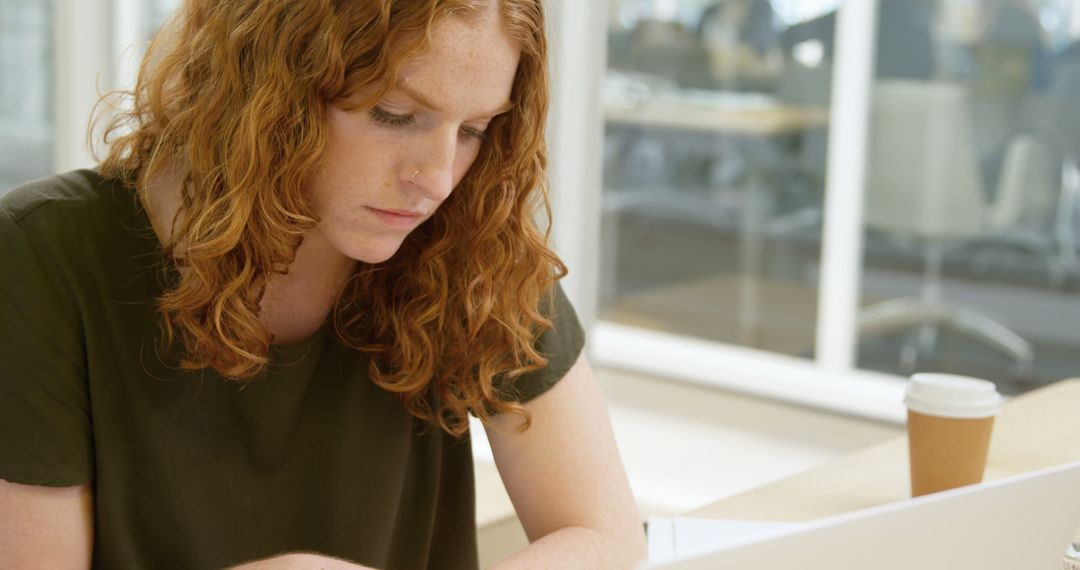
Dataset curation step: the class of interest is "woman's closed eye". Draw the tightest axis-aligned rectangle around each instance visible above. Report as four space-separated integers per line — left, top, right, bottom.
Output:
369 106 489 142
460 125 489 142
369 106 415 127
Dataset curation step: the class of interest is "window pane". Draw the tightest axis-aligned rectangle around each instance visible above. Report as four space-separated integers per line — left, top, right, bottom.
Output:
0 0 53 191
600 0 836 357
858 0 1080 394
145 0 178 38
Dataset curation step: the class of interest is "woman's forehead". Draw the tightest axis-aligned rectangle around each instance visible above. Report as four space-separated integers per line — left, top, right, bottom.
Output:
392 11 521 112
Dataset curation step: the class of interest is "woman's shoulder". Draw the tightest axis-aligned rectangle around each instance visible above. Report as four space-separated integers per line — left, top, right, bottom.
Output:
0 169 151 285
0 169 119 227
0 169 148 258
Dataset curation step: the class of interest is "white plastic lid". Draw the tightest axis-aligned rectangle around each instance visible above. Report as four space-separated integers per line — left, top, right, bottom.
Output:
904 373 1002 419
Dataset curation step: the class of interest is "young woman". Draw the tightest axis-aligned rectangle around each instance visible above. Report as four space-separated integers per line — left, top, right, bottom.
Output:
0 1 646 568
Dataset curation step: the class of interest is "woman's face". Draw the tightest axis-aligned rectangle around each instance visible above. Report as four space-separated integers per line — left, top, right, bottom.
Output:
307 8 521 264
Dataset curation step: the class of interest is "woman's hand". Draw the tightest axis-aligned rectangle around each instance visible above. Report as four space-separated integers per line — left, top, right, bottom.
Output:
228 552 376 570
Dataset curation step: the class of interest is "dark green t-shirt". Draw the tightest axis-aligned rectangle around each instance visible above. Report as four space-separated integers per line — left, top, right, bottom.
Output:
0 170 585 569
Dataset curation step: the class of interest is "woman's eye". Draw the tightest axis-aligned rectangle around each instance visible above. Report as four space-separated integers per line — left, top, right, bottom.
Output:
371 105 488 142
369 106 415 127
460 126 489 142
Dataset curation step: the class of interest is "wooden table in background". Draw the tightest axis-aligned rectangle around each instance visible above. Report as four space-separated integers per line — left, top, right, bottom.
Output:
605 99 828 136
604 94 829 345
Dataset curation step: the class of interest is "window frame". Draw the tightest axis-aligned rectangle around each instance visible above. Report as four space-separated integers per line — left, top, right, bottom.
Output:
53 0 112 172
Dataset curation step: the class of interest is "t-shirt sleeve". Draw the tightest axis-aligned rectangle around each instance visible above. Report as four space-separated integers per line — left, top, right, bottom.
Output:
494 282 586 404
0 207 93 486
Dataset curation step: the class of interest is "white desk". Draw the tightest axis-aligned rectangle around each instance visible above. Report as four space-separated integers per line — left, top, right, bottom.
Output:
689 379 1080 521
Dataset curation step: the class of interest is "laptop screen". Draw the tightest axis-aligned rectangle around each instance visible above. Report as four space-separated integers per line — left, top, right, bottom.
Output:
645 461 1080 570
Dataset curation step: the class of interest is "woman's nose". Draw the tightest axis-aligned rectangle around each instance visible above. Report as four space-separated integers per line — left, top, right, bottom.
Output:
408 128 459 201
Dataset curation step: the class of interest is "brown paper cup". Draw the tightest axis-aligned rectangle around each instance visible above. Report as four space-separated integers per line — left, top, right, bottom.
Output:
907 410 995 497
904 374 1001 497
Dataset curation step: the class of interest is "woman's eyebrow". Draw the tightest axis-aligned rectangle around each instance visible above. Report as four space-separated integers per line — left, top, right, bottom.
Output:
395 82 514 118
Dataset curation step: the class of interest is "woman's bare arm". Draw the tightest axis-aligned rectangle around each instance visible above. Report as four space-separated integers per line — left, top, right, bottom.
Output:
0 478 382 570
229 553 377 569
0 479 93 568
485 353 648 568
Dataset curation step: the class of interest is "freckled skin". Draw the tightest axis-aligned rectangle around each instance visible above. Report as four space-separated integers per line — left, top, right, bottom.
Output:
305 8 521 266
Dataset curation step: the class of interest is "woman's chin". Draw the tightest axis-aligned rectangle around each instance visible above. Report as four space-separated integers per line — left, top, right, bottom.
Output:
343 239 407 265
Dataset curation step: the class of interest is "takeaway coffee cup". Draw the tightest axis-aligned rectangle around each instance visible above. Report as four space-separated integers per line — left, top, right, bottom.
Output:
904 373 1002 497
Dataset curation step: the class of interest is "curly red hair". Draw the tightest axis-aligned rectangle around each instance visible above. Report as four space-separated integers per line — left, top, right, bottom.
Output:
98 0 564 436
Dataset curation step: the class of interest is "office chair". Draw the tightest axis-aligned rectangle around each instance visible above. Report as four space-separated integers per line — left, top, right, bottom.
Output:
861 80 1035 376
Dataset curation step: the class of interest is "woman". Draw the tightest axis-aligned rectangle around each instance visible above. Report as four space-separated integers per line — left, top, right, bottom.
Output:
0 1 645 568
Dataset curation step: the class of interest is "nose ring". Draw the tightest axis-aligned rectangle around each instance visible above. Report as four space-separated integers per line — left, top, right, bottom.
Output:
411 169 421 185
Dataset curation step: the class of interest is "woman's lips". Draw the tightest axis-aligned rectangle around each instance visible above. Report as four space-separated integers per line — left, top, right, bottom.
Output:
364 206 425 229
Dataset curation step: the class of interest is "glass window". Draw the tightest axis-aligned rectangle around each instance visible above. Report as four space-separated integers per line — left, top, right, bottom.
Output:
0 0 53 192
858 0 1080 395
600 0 837 357
598 0 1080 406
144 0 178 38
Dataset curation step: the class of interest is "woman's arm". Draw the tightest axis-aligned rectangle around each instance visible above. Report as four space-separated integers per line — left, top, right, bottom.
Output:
0 479 93 568
485 353 647 569
229 552 376 569
0 480 380 570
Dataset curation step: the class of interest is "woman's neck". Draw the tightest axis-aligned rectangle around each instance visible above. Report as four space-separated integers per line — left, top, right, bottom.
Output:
141 164 356 345
258 229 357 344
